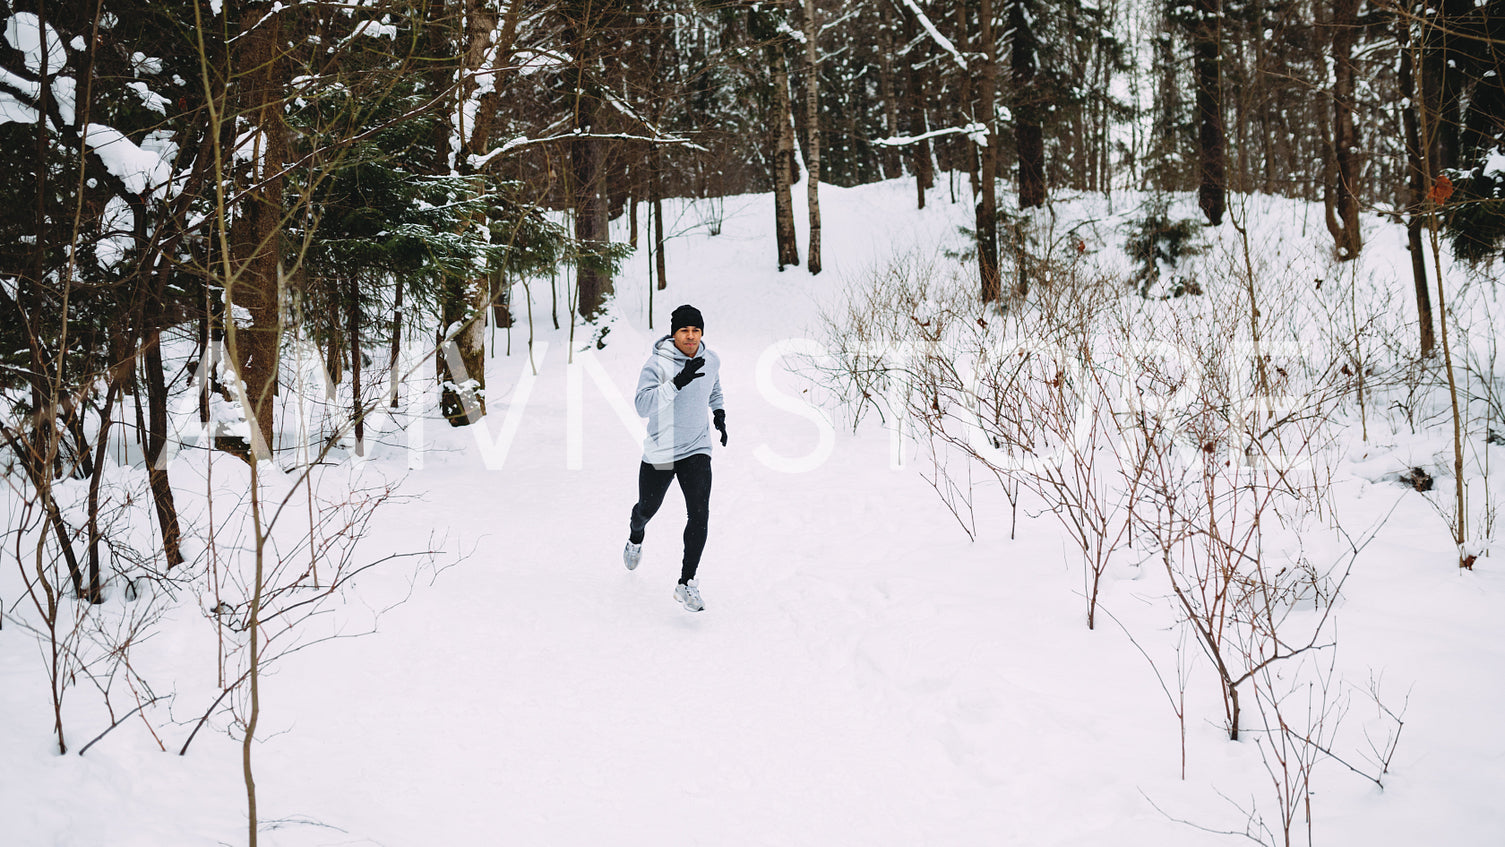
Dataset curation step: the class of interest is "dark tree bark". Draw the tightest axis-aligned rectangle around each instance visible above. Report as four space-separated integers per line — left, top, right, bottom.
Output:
628 161 639 250
902 6 935 209
197 296 211 424
1324 0 1362 260
389 278 404 408
1420 0 1465 175
1398 15 1436 356
876 16 903 180
651 144 667 290
227 0 288 460
1150 11 1183 193
143 272 185 569
564 2 613 319
437 273 487 425
463 0 508 339
571 100 612 316
422 2 476 425
1010 0 1045 208
491 271 513 330
440 0 514 422
324 312 342 389
955 0 980 198
346 276 363 454
199 288 227 424
1192 0 1226 225
86 347 126 603
977 0 1002 302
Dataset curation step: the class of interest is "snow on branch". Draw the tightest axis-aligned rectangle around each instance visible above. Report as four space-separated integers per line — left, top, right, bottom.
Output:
873 122 989 148
892 0 968 72
470 131 707 170
600 88 682 143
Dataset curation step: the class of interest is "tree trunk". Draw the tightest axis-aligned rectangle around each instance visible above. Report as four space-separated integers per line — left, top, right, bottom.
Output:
903 6 935 209
771 42 800 271
1254 18 1276 195
347 276 363 453
491 271 512 329
628 161 639 250
802 0 823 275
143 304 186 569
227 0 288 461
389 278 404 408
572 121 612 317
197 294 211 424
1193 0 1226 225
465 0 503 334
440 0 504 422
651 145 667 290
1090 25 1113 194
1010 0 1045 208
956 0 980 198
565 2 613 320
325 315 342 390
1398 16 1436 357
438 0 510 423
1151 12 1181 192
977 0 1002 303
86 355 124 603
437 274 488 426
1324 0 1362 260
876 17 903 180
1420 0 1463 175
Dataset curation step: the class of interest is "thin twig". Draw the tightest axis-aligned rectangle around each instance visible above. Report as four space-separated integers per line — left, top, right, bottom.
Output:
77 695 164 756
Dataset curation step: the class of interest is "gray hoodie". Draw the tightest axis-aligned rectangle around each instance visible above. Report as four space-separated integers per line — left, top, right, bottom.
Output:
634 335 724 465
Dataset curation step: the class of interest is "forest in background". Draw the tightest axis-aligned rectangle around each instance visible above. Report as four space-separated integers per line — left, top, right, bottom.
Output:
3 0 1503 487
3 3 1504 844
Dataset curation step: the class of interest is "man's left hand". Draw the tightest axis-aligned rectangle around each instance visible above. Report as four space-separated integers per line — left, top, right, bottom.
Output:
713 409 728 446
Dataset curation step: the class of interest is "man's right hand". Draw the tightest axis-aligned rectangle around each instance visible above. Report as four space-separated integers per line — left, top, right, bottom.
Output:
672 357 706 390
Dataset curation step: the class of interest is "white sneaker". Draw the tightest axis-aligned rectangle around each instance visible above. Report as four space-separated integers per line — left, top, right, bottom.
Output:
623 541 643 571
674 578 704 612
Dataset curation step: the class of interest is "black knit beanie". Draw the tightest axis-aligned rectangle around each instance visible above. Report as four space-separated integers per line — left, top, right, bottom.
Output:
671 304 704 334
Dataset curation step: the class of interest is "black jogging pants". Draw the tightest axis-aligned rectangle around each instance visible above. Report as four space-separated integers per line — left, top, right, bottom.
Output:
627 454 712 583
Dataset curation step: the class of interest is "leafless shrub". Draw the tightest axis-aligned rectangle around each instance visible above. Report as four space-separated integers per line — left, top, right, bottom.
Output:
814 208 1411 842
3 465 177 755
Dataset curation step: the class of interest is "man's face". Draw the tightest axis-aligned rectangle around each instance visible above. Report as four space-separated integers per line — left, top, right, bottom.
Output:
673 326 702 356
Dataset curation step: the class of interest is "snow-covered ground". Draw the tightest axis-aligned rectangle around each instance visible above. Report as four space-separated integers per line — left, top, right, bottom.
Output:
3 180 1504 845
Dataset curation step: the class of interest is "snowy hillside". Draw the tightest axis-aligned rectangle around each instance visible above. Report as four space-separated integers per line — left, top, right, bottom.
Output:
3 180 1504 846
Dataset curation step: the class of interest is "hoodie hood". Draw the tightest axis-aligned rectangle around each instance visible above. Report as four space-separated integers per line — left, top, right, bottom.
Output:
655 334 705 362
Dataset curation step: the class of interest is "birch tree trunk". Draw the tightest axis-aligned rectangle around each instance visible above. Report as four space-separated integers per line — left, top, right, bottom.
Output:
770 41 800 271
802 0 822 275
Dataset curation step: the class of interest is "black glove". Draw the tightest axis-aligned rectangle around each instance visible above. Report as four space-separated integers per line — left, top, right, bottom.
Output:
713 409 728 446
672 357 706 390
